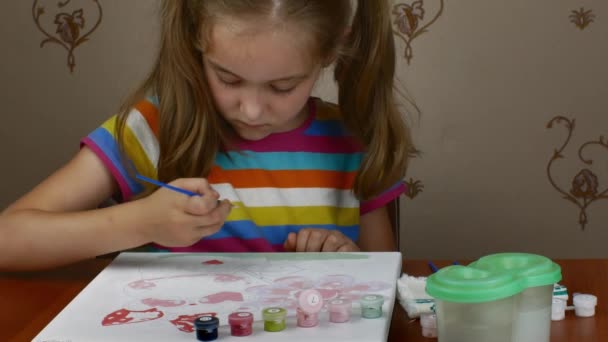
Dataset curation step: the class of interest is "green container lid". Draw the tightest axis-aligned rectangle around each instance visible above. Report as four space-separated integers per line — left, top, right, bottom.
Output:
469 253 561 288
262 307 287 321
426 265 522 303
359 294 385 307
426 253 562 304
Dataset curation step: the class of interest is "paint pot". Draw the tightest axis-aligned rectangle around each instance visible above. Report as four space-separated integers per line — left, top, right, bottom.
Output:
360 294 384 319
551 298 567 321
297 289 324 327
262 307 287 332
573 294 597 317
194 315 219 341
328 298 352 323
228 311 254 337
420 313 438 338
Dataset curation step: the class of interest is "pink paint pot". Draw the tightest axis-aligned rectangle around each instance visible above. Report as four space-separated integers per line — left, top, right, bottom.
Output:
328 298 352 323
228 312 254 337
297 289 324 328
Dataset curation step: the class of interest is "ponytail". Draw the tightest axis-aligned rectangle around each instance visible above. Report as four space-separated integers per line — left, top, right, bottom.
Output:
117 0 228 187
334 0 414 200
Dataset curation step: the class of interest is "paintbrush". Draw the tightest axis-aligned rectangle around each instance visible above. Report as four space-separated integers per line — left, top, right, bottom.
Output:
135 174 236 207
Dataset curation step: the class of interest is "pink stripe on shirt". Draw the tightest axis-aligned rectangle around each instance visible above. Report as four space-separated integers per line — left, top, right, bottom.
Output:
360 182 406 215
81 137 133 201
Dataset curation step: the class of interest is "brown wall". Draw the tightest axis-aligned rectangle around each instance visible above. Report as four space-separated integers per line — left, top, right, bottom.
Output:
1 1 607 259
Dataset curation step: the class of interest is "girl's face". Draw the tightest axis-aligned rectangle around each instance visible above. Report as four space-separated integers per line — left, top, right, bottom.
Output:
203 18 323 141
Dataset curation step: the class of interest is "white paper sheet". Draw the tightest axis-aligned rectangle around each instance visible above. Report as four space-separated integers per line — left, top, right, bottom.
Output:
34 252 402 342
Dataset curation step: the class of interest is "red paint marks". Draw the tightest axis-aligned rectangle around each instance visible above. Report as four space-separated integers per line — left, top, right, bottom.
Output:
202 259 223 265
102 308 164 326
128 279 156 289
141 298 186 307
213 274 245 282
273 276 310 289
198 291 244 304
170 313 217 333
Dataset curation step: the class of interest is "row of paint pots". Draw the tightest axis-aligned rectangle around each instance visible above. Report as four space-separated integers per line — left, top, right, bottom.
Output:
194 291 385 341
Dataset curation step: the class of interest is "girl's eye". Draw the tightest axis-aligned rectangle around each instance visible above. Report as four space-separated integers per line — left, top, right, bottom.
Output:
219 78 242 87
270 85 295 94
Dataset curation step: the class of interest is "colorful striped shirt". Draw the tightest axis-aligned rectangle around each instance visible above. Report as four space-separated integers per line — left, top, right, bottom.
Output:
81 97 405 252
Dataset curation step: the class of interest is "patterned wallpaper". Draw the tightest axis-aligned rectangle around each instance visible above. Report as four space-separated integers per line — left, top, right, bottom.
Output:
32 0 102 72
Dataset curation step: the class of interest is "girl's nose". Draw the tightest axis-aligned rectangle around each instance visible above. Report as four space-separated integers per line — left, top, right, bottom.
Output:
239 90 263 121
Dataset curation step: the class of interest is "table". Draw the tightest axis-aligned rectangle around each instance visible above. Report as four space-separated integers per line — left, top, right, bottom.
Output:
1 258 606 341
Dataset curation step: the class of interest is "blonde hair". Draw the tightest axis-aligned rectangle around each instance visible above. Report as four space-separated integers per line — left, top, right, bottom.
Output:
116 0 415 200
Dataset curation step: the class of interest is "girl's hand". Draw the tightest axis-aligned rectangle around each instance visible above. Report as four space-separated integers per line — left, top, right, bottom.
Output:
283 228 360 252
136 178 231 247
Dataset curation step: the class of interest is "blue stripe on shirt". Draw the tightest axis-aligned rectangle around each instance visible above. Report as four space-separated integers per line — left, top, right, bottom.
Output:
216 151 362 171
206 221 360 245
304 120 348 136
88 127 144 196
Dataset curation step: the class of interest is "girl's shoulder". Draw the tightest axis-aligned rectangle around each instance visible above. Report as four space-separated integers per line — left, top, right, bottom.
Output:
123 96 160 136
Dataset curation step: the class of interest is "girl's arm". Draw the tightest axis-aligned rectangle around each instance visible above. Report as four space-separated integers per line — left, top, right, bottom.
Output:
0 147 150 270
0 147 229 271
358 205 397 251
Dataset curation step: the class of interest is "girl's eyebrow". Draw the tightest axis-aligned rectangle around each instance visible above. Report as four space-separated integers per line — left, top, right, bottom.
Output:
206 59 308 82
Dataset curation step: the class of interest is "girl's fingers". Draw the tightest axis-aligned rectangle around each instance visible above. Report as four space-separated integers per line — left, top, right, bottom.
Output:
337 243 359 252
192 199 232 226
283 232 297 251
304 231 325 252
184 195 218 215
172 178 218 197
295 229 311 252
321 238 343 252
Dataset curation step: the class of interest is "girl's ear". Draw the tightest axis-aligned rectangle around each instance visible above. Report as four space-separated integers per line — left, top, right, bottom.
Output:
323 26 351 67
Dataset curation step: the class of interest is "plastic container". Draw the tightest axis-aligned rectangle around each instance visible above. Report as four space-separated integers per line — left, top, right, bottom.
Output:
470 253 561 342
551 298 567 321
297 289 324 327
194 315 219 341
573 294 597 317
262 307 287 332
360 294 384 319
329 298 352 323
420 313 438 338
426 253 561 342
228 311 254 336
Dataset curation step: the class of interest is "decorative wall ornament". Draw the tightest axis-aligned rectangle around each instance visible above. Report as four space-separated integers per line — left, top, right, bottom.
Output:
569 7 595 30
546 116 608 230
392 0 444 64
404 178 424 199
32 0 103 73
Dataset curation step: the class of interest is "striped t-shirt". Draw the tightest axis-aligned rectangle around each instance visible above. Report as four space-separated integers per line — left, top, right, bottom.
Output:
82 97 405 252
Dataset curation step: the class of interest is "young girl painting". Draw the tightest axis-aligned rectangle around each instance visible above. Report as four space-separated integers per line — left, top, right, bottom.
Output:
0 1 415 270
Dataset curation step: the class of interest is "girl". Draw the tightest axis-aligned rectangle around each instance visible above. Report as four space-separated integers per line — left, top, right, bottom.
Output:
0 0 414 270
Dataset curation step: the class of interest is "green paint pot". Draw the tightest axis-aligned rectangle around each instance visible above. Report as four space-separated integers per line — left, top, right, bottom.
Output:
262 307 287 332
360 294 384 319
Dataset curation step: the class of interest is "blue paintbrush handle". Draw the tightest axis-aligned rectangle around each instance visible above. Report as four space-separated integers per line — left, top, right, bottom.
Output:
135 174 200 197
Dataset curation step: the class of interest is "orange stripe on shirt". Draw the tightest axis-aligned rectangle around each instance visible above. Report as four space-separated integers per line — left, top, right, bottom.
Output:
134 100 159 137
207 167 356 189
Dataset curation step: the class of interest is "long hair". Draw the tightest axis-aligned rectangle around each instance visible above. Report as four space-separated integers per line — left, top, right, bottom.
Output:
335 1 416 199
116 1 225 185
116 0 415 200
